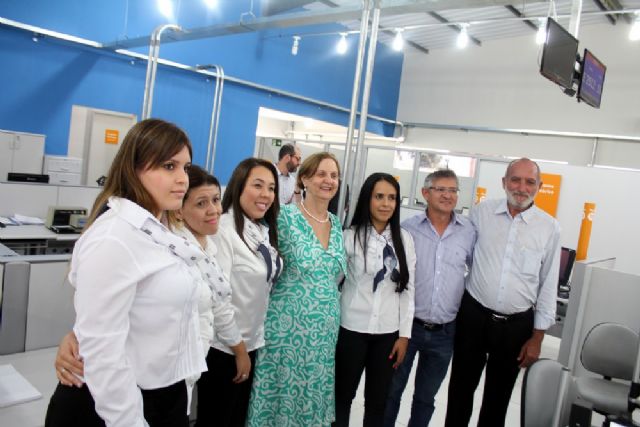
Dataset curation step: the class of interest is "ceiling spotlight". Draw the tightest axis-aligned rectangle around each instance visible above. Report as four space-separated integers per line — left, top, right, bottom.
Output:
203 0 218 8
536 19 547 45
457 24 469 49
337 33 348 55
392 29 404 51
157 0 174 19
630 14 640 41
291 36 300 56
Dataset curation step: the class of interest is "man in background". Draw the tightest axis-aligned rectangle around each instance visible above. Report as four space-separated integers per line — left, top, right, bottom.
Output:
275 143 302 205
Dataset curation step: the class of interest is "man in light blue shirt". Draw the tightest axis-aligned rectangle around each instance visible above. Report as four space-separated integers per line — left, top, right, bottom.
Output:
445 158 560 427
384 169 476 427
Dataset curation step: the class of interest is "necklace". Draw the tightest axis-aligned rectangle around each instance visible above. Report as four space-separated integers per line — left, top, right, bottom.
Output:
300 200 330 224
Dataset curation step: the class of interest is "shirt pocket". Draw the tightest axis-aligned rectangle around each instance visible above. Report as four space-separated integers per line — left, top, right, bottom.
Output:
444 244 468 272
520 248 543 279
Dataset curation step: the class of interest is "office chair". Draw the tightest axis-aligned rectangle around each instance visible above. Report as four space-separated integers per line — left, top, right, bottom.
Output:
575 322 640 418
521 358 576 427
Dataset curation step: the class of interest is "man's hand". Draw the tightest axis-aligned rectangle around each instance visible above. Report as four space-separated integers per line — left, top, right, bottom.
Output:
517 329 544 368
389 337 409 369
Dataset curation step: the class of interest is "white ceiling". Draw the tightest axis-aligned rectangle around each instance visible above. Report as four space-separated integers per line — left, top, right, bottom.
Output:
301 0 640 52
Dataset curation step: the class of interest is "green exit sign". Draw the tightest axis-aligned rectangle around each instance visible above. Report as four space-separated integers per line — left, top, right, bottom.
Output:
272 139 282 147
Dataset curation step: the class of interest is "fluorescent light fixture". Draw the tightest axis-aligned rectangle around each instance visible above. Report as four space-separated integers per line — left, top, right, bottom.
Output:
303 117 314 128
392 29 404 51
337 33 348 54
536 19 547 44
158 0 174 19
456 25 469 49
291 36 300 56
630 14 640 41
203 0 218 8
593 164 640 172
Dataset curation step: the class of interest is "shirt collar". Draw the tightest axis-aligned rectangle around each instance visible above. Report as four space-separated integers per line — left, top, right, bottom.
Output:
494 198 537 223
422 208 461 227
107 196 163 231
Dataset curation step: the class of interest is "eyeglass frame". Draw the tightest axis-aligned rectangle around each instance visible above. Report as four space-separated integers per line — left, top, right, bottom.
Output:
428 186 460 194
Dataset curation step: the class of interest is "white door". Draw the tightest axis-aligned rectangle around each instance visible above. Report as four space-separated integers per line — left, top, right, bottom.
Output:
85 111 136 186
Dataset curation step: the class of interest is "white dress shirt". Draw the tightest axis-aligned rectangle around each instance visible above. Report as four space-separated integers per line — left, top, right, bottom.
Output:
276 165 296 205
211 213 273 353
340 226 416 338
70 197 207 427
467 198 561 330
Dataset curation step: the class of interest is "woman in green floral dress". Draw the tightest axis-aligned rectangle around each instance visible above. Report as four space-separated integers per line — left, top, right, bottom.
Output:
247 152 347 427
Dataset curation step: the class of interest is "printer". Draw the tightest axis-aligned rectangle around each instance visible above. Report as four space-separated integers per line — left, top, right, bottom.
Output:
45 206 88 234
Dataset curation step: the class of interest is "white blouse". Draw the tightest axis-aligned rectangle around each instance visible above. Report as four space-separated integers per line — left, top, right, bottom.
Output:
211 213 274 354
340 226 416 338
70 197 207 427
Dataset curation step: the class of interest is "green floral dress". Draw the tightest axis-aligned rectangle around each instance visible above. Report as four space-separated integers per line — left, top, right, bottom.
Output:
247 204 347 427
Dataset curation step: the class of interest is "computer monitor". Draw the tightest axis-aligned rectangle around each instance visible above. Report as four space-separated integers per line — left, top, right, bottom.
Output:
558 247 577 288
577 49 606 108
540 18 579 90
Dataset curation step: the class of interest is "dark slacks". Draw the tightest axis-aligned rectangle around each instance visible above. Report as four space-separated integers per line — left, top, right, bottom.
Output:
45 380 188 427
444 292 534 427
194 346 257 427
333 327 399 427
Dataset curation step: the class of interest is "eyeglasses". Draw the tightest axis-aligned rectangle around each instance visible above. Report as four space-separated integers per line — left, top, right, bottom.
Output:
428 186 459 194
292 155 302 162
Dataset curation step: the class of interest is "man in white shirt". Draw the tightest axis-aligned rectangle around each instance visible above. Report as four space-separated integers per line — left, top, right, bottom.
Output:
275 144 301 205
444 158 561 427
384 169 476 427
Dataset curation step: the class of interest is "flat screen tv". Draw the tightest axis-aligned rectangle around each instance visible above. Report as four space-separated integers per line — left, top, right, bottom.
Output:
577 49 606 108
540 18 579 90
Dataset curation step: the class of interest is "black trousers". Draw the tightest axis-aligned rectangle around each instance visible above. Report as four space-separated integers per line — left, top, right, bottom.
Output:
194 347 257 427
444 292 534 427
45 380 189 427
333 327 399 427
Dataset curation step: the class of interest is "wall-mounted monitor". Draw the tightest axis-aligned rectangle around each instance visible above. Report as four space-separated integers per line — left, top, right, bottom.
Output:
540 18 579 90
577 49 606 108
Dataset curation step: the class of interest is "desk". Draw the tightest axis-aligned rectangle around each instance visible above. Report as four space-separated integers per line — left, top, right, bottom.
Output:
0 226 77 355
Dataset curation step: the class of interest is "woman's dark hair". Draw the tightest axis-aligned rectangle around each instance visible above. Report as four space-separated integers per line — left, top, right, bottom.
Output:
167 164 220 229
184 165 220 201
221 158 279 252
350 172 409 292
87 118 192 227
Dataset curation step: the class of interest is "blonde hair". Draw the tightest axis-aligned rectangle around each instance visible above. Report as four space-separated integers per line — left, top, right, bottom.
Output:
296 152 341 189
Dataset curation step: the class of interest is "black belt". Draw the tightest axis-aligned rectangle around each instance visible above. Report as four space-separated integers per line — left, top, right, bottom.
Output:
413 317 447 331
465 292 533 323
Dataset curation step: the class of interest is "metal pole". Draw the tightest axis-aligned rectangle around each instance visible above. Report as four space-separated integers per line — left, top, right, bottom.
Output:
589 137 598 167
142 24 182 119
337 0 371 221
568 0 583 37
199 64 225 174
347 1 381 225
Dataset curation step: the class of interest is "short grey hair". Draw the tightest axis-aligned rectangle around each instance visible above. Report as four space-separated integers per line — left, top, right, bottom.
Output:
423 169 459 189
504 158 541 183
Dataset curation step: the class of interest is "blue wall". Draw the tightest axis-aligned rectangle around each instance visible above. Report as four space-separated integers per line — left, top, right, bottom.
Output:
0 0 403 183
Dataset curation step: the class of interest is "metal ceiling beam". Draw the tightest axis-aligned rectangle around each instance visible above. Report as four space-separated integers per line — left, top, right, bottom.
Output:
261 0 318 17
504 4 539 31
103 0 513 49
598 0 634 23
427 11 482 46
592 0 618 24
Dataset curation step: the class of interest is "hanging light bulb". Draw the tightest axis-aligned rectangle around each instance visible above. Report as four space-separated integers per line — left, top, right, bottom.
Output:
203 0 218 8
392 29 404 51
630 14 640 41
456 24 469 49
337 33 348 55
536 18 547 44
291 36 301 56
157 0 174 19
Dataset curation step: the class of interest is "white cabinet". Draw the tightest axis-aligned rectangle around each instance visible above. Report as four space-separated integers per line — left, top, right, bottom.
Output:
0 130 45 181
43 155 82 185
